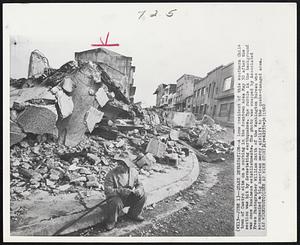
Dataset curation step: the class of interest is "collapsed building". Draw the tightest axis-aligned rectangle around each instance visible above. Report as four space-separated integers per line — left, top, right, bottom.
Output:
10 48 138 147
9 48 233 208
75 48 136 103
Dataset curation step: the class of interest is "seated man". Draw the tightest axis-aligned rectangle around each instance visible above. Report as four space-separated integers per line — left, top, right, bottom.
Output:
104 156 146 231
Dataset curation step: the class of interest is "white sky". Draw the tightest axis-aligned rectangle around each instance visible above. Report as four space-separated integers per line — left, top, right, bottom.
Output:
4 3 294 107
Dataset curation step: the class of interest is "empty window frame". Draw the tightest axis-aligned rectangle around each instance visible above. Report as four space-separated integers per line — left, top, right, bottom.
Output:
223 76 233 91
219 103 228 117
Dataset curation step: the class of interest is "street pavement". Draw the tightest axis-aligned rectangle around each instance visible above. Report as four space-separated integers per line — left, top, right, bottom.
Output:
75 152 234 237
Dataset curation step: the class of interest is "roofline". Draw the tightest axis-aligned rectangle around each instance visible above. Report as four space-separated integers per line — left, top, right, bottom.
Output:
176 74 202 82
222 62 234 69
207 65 224 75
75 47 132 60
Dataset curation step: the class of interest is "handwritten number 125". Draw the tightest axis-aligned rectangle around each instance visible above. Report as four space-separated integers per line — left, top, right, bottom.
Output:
138 9 177 19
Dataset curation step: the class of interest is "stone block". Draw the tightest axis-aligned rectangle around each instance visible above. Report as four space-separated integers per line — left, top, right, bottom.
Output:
10 120 26 146
95 87 109 107
17 104 58 136
85 107 104 133
145 138 167 158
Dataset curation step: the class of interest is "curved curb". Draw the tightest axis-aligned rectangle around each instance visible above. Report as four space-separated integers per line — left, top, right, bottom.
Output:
10 152 200 236
145 152 199 206
59 152 199 235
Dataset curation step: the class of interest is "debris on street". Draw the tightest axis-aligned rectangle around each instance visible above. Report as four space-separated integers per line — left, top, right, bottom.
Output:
9 49 234 232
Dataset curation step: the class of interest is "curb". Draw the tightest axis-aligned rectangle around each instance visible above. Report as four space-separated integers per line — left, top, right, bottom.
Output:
59 152 199 235
11 152 199 236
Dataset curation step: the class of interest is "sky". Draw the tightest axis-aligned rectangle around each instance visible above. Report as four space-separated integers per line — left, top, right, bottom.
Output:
4 3 295 107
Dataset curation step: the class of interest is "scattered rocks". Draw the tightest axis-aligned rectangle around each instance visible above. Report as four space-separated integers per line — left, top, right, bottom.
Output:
87 153 101 164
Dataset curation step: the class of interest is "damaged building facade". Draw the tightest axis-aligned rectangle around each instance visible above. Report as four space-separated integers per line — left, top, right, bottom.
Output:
75 48 136 103
153 83 176 110
153 63 234 126
192 62 234 126
174 74 202 112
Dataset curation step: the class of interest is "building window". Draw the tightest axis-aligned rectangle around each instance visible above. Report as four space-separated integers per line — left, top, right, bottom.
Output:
199 105 203 114
223 76 233 91
211 82 215 98
219 103 228 117
201 87 205 96
216 87 219 94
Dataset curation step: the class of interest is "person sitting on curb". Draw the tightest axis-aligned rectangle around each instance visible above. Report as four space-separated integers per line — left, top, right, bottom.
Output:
103 156 146 231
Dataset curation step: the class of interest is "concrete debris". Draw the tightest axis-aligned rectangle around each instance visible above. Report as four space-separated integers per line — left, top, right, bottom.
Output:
169 129 179 141
28 50 50 78
55 89 74 119
10 86 56 109
135 153 155 169
9 47 234 220
10 120 27 146
200 114 215 126
17 104 58 136
115 139 125 148
196 127 209 147
95 87 109 108
62 77 75 93
146 138 167 158
91 126 118 140
165 153 179 167
57 184 71 191
166 111 196 128
89 89 95 96
85 107 104 133
87 153 101 164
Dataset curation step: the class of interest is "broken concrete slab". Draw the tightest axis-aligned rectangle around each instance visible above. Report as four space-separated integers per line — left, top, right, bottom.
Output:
200 114 215 126
101 100 132 121
169 129 179 141
196 127 209 147
62 77 75 93
28 50 50 78
10 120 26 146
115 124 144 132
91 126 118 140
55 89 74 119
135 153 155 168
95 87 109 108
178 130 191 142
87 153 101 164
145 138 167 158
10 86 56 109
177 139 210 162
56 67 101 147
164 153 179 167
17 104 58 136
85 107 104 133
166 111 196 128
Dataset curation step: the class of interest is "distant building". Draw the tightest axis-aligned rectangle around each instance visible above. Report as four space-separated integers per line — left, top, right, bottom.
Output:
153 84 167 107
75 47 136 103
193 62 234 126
214 62 234 125
167 92 177 111
153 83 176 108
161 84 177 108
174 74 202 112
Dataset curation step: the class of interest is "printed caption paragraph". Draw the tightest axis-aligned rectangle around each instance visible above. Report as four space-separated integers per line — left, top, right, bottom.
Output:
235 44 266 236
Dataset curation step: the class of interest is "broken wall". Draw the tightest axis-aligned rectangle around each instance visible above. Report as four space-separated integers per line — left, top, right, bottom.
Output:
75 48 134 100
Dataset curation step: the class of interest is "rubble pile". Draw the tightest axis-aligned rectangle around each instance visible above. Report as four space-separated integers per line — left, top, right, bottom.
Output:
180 115 234 156
10 121 191 201
9 50 233 202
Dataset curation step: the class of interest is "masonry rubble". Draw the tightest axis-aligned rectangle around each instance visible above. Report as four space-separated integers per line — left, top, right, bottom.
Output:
9 49 233 210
